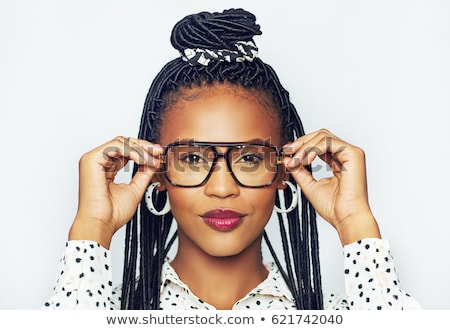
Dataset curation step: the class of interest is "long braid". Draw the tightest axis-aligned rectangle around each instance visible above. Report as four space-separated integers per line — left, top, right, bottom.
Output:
121 8 323 310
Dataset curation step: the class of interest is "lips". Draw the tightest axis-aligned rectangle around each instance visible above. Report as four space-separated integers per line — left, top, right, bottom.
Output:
201 209 244 232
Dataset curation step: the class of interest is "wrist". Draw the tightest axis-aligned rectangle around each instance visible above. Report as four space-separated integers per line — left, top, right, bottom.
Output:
69 217 114 249
335 212 381 246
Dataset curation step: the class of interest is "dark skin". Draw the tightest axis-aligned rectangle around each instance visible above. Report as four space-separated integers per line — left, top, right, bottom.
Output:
69 84 380 309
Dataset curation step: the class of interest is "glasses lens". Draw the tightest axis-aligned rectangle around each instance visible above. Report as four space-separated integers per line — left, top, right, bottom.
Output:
165 144 279 187
229 145 278 187
166 145 214 186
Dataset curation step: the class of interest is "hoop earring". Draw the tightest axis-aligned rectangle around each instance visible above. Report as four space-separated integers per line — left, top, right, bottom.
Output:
274 180 298 214
145 182 171 216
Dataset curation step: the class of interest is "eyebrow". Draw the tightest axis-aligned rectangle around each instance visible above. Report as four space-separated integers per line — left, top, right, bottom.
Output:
168 138 275 145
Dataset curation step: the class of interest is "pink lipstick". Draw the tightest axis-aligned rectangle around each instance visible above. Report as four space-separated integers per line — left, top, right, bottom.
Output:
201 209 244 232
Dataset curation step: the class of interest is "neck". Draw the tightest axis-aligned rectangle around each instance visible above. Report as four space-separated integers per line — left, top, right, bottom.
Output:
170 231 268 310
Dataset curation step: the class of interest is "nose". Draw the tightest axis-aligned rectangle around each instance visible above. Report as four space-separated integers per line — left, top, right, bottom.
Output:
203 157 240 198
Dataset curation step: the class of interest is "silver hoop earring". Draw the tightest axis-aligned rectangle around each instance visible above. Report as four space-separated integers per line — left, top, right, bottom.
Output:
274 180 298 214
145 182 171 216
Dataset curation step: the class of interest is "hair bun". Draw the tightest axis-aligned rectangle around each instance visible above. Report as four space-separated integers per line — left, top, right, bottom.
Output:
170 8 262 52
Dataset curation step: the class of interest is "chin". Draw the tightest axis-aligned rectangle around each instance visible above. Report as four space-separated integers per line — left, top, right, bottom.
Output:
200 238 254 258
206 248 242 258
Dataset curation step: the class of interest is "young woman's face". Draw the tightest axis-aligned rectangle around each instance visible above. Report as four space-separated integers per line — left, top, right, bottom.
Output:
158 84 284 257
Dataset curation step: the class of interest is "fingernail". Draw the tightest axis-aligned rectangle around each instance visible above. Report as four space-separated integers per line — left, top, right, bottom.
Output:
153 144 163 151
153 155 163 166
287 157 297 167
282 145 293 154
287 158 293 167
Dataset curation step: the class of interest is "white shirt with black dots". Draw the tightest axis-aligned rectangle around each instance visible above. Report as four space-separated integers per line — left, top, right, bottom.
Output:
42 238 420 310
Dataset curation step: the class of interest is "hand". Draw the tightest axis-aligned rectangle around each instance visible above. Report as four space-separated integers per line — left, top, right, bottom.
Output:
283 129 381 245
69 136 163 248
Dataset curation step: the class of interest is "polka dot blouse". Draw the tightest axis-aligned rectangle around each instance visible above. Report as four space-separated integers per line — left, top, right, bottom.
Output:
42 238 420 310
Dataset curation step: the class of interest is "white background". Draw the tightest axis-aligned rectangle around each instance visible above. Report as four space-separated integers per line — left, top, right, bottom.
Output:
0 0 449 309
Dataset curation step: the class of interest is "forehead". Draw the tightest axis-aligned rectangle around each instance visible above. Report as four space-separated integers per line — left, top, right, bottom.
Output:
159 85 281 146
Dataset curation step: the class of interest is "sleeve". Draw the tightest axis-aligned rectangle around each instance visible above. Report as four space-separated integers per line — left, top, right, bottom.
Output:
42 240 115 309
340 238 421 310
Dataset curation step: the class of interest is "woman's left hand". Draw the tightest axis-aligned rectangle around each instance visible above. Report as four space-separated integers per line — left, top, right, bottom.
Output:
282 129 381 245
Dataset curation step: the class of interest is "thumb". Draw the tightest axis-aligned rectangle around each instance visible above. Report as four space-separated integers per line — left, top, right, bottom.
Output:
285 162 317 199
129 165 157 202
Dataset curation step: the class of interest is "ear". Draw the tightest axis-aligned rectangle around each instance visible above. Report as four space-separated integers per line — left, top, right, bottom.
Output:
151 172 167 191
276 166 290 189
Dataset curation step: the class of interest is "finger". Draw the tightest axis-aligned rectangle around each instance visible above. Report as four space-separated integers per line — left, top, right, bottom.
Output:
102 156 127 180
284 161 317 197
109 137 159 167
78 137 161 195
317 152 344 175
100 136 163 170
283 129 336 167
289 132 368 194
128 165 156 200
285 131 349 170
122 136 164 159
282 129 337 155
300 135 355 172
284 139 322 170
282 139 304 156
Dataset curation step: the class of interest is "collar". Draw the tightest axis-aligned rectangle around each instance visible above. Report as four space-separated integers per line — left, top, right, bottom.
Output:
160 259 295 304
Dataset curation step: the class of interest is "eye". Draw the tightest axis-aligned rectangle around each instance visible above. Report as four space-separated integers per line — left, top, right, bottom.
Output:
179 152 207 164
243 154 263 163
237 152 264 164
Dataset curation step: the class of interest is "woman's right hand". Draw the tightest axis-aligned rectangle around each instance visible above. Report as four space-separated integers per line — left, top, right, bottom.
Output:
69 136 163 249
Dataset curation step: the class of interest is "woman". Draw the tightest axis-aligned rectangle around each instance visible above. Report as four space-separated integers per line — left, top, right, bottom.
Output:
43 8 420 310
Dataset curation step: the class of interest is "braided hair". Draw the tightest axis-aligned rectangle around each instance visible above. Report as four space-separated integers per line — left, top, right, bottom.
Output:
120 8 323 310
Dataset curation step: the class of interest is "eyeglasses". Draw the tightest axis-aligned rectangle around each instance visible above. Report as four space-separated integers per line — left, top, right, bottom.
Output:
160 141 283 188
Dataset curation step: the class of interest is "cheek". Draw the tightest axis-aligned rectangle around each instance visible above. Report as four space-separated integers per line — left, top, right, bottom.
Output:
245 187 278 218
166 187 195 216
